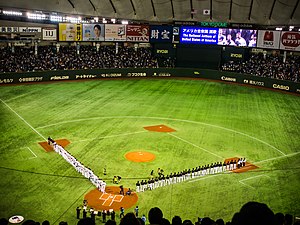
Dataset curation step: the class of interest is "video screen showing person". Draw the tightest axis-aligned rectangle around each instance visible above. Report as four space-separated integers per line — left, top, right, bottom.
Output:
218 29 257 47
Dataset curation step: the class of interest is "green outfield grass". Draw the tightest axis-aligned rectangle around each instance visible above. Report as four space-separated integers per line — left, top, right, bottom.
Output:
0 78 299 224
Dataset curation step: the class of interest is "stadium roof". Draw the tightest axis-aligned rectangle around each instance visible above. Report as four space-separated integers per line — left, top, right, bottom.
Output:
1 0 299 25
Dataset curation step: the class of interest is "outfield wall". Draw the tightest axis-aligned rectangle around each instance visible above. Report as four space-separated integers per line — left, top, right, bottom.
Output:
0 68 299 94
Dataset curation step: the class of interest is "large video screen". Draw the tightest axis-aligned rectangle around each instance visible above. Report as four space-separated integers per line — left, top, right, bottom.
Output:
180 27 218 44
218 29 257 47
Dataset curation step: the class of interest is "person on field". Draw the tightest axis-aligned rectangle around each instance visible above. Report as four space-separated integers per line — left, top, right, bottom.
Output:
136 180 140 192
120 207 125 218
76 206 81 219
134 206 139 217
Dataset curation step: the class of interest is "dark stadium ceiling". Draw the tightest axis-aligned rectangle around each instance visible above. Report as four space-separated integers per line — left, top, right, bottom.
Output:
0 0 299 25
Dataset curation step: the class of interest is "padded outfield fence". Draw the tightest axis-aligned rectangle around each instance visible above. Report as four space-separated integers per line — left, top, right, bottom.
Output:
0 68 299 94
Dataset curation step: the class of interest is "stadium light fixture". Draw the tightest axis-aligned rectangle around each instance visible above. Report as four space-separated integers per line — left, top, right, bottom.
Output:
66 16 81 23
27 12 46 20
94 17 99 22
111 18 116 23
275 27 282 31
102 18 107 23
3 10 22 16
50 15 63 22
121 20 128 25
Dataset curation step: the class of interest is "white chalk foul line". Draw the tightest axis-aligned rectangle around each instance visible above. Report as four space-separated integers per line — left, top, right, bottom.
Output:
188 173 225 183
239 175 271 189
253 151 300 164
35 115 286 156
168 133 223 159
26 147 37 158
0 99 47 141
72 131 147 143
239 174 270 182
239 181 255 189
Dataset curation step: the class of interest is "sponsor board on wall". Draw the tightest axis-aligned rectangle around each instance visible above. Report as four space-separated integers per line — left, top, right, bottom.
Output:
150 26 173 43
126 25 149 42
42 28 57 40
82 24 104 41
0 27 19 33
19 27 42 33
257 30 281 49
59 23 82 41
105 24 126 41
280 31 300 51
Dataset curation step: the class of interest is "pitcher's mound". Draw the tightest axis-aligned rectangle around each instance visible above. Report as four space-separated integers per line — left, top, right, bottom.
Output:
38 139 70 152
144 124 176 132
125 151 156 162
84 186 138 211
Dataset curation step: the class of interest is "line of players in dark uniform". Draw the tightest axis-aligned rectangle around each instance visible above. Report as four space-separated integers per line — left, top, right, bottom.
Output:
135 158 246 192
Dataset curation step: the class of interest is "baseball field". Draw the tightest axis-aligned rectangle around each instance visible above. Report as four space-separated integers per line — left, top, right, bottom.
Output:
0 78 299 224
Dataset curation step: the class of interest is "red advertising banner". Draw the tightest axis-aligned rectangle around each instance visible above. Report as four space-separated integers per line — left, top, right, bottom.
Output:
280 31 300 51
126 25 149 42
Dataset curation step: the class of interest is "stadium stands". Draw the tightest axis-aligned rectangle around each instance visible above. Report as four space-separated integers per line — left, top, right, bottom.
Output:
221 54 300 83
2 202 298 225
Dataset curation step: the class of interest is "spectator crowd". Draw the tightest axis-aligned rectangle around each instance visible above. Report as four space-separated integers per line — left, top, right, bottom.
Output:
221 54 300 83
0 45 160 73
1 201 299 225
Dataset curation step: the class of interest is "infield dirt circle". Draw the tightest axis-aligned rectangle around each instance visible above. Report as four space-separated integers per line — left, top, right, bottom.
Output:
125 151 156 162
85 186 138 211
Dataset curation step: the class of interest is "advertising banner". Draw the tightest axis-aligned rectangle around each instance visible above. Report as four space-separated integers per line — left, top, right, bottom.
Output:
257 30 280 49
19 27 42 33
280 31 300 51
105 24 126 41
150 26 173 43
180 26 218 44
59 23 82 41
82 24 104 41
126 25 149 42
0 27 19 33
218 29 257 47
42 28 57 40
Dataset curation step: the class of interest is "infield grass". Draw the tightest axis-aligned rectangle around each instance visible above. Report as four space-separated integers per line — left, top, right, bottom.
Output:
0 78 299 224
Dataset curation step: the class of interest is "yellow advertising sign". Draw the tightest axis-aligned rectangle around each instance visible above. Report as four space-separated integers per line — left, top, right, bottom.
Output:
59 23 82 41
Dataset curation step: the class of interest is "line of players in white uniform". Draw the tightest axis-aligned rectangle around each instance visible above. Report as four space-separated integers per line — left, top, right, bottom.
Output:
135 158 246 192
49 138 106 193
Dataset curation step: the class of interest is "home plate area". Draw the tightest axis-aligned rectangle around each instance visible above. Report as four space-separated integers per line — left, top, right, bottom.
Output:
84 186 138 211
100 193 124 207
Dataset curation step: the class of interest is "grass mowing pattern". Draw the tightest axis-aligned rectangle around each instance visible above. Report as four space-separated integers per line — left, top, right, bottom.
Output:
0 79 299 224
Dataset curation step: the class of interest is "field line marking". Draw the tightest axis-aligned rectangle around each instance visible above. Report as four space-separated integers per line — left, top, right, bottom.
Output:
5 92 33 102
72 131 147 143
34 116 286 156
0 99 47 141
239 180 255 189
26 147 37 158
102 194 112 205
239 174 270 182
253 151 300 164
109 195 117 206
188 173 224 183
239 175 271 189
99 193 105 200
168 133 223 159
